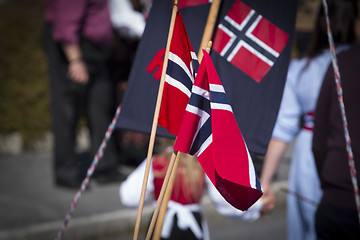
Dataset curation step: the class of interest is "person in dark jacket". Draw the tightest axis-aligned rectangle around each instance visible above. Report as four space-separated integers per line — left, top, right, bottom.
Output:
312 43 360 239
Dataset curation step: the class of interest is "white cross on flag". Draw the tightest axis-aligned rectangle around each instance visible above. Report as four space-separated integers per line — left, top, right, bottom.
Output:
213 0 289 83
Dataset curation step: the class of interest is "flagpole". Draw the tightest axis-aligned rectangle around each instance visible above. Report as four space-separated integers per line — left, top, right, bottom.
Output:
151 42 213 240
132 1 178 239
197 0 221 61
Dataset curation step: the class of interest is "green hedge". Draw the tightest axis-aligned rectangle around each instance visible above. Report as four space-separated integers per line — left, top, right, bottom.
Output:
0 0 51 149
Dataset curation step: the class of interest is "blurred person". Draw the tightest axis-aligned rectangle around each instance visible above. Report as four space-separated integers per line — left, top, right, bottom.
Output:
260 0 357 239
119 138 263 240
108 0 146 41
108 0 149 167
312 43 360 239
42 0 125 189
108 0 146 103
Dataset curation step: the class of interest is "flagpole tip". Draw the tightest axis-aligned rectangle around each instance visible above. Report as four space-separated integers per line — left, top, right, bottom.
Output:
174 0 179 6
205 41 212 53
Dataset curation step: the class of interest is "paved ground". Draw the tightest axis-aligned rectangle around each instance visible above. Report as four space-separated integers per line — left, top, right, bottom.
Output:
0 151 289 240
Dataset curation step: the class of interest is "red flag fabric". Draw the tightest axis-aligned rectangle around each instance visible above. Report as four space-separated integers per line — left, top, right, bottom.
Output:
158 11 199 136
174 50 263 210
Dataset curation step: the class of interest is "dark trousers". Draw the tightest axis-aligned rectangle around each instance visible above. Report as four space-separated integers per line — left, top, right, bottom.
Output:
42 23 119 180
315 199 360 240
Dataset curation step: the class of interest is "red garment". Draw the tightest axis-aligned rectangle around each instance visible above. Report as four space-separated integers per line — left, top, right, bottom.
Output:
152 156 205 205
44 0 113 45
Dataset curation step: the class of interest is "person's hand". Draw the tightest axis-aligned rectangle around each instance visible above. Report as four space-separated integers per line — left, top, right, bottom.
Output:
260 182 276 216
68 60 89 84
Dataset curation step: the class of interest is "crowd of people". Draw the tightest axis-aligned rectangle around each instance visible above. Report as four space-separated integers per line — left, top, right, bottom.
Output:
42 0 360 239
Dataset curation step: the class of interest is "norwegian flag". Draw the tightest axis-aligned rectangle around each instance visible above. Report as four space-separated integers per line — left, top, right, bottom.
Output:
174 51 263 211
116 0 297 155
158 11 199 136
213 0 289 83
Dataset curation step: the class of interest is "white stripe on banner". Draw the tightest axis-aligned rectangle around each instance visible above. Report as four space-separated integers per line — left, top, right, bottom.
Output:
246 15 280 58
168 52 194 82
218 24 237 57
186 105 210 123
209 84 233 112
211 103 233 112
246 144 259 190
195 134 213 157
225 10 255 31
192 85 210 100
186 104 202 117
185 104 211 157
165 75 191 97
190 51 198 61
190 51 198 79
228 40 273 67
209 84 225 93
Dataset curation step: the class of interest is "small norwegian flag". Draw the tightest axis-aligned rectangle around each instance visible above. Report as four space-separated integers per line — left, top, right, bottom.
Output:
213 0 289 83
174 50 263 211
158 11 199 136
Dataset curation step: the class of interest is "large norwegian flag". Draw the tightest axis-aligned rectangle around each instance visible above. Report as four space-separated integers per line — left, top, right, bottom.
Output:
174 50 263 211
158 11 199 136
116 0 297 155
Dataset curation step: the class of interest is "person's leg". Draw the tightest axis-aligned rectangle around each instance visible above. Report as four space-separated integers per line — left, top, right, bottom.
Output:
288 132 320 240
85 58 124 183
298 165 321 240
287 193 304 240
43 23 81 188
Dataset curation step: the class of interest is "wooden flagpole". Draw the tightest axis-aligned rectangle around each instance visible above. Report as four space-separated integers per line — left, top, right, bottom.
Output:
197 0 222 61
151 151 182 240
151 40 214 240
132 1 179 239
148 0 222 238
144 151 177 240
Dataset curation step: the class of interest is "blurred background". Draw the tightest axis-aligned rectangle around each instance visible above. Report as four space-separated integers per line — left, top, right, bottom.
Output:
0 0 51 154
